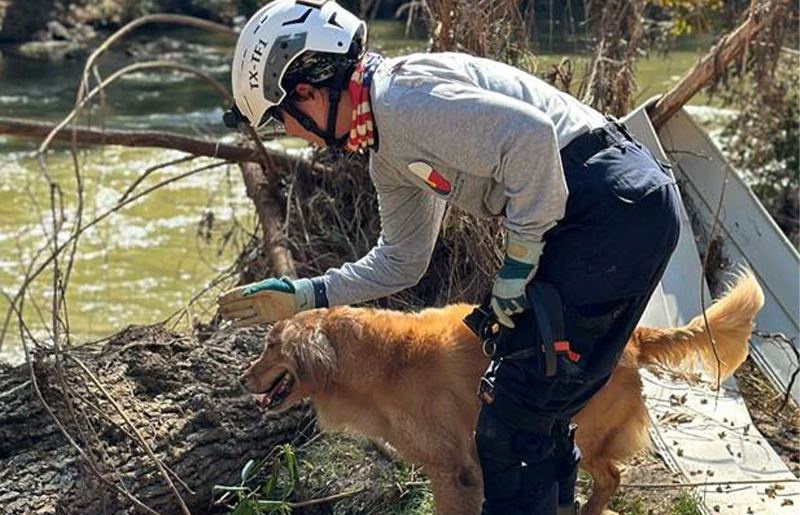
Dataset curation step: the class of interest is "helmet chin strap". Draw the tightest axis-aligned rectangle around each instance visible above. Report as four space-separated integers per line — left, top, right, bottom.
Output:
281 62 352 149
280 92 348 148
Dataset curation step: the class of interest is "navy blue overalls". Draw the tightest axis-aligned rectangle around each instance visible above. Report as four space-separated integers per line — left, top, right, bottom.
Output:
475 120 681 515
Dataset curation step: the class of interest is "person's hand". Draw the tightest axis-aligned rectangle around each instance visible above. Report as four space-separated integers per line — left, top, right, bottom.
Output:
217 277 315 326
490 234 544 328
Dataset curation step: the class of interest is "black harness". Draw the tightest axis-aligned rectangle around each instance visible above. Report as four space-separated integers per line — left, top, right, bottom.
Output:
464 281 581 379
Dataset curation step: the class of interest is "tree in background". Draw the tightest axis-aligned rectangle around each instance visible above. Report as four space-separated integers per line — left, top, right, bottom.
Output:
717 34 799 246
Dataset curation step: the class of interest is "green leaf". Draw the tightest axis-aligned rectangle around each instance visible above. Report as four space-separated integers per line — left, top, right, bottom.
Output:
230 499 253 515
283 446 298 497
262 459 280 497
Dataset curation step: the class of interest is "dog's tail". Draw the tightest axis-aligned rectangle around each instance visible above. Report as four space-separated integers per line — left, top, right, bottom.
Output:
634 269 765 381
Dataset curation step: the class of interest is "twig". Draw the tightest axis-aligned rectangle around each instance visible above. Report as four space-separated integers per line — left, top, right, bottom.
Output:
400 480 430 488
285 485 371 508
0 117 332 170
0 160 228 350
0 379 31 400
699 163 731 399
47 179 105 486
39 61 232 156
69 379 196 496
162 263 239 327
753 330 800 413
11 294 165 515
68 354 193 515
118 155 198 204
75 14 235 107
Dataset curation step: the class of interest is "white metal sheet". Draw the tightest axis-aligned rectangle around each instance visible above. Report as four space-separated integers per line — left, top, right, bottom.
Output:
657 109 800 404
620 106 800 515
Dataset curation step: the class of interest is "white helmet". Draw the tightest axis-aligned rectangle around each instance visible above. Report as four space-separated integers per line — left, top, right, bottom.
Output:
229 0 367 140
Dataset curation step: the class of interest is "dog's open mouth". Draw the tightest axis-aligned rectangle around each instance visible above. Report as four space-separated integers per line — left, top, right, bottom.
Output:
256 370 295 411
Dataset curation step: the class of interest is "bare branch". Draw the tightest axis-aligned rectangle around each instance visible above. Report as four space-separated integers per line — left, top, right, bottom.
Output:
2 117 259 162
76 14 235 106
39 61 232 155
68 354 193 515
648 0 791 129
0 160 229 349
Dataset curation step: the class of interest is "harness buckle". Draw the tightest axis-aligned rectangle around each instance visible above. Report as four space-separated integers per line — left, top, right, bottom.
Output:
478 376 496 404
464 302 503 359
482 338 497 358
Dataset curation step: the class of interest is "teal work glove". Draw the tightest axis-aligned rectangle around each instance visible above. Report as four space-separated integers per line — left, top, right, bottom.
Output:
490 233 545 328
217 277 316 327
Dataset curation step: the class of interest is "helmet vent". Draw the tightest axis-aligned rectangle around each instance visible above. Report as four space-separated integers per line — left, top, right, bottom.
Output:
282 8 312 26
327 12 342 28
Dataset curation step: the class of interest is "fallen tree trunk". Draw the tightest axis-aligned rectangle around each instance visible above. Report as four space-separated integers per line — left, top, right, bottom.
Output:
648 0 790 129
0 325 310 515
0 117 260 163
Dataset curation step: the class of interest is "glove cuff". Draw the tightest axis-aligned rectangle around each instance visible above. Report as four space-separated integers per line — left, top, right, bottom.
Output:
309 277 329 308
293 278 316 312
505 231 545 266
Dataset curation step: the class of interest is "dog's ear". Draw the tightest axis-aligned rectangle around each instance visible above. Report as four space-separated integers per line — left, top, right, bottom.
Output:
285 322 336 388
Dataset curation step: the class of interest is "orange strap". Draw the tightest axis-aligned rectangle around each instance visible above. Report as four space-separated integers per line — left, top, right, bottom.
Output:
553 340 581 363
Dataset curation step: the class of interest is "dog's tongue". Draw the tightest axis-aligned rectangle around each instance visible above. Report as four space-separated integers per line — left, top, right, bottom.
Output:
258 372 287 409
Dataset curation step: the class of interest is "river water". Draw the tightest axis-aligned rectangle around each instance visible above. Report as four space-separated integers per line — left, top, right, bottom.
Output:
0 22 717 363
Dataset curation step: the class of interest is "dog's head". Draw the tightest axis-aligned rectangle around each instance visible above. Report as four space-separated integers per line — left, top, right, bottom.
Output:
240 310 337 412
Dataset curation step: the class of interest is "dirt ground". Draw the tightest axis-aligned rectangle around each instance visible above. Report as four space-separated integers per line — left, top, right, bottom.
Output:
602 452 700 515
734 358 800 477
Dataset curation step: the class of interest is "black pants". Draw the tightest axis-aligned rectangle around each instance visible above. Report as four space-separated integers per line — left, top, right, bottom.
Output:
476 123 681 515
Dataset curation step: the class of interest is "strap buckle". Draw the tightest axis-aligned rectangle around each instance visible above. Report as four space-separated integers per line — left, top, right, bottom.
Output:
527 281 581 378
478 376 496 404
463 302 503 358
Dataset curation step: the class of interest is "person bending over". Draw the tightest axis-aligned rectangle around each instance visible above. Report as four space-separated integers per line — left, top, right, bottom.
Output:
219 2 680 514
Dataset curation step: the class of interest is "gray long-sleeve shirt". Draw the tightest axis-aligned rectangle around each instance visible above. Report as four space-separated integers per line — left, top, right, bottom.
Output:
318 52 607 306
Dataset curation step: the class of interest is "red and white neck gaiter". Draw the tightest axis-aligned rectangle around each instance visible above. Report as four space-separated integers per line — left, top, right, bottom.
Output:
344 53 383 153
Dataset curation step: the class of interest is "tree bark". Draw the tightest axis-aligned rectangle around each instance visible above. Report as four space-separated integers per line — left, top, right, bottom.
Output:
648 0 790 129
0 325 310 515
239 162 298 278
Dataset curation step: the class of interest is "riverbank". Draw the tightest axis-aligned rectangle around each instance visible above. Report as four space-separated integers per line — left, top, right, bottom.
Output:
0 0 243 60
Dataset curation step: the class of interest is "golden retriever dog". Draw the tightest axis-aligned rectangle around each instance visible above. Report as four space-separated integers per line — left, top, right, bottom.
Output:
241 271 764 515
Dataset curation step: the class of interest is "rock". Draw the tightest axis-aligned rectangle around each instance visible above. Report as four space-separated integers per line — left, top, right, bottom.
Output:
46 20 71 41
7 40 82 60
0 0 56 43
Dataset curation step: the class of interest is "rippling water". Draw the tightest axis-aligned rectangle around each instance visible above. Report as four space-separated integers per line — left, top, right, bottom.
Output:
0 30 255 363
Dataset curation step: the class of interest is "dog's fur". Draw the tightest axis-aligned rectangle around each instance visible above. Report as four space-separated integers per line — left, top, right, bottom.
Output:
242 271 764 515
